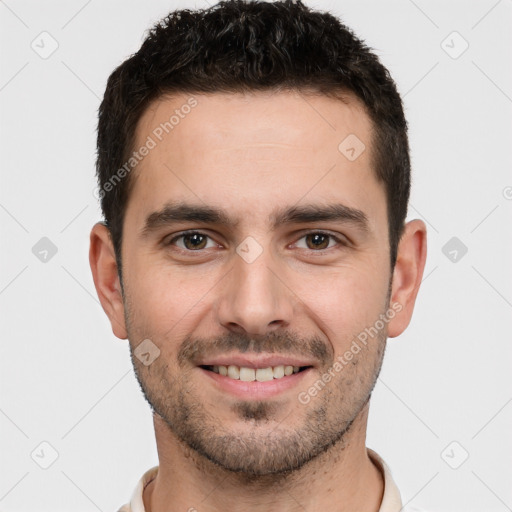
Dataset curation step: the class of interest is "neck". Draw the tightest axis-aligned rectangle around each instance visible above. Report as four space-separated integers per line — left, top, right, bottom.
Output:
143 402 384 512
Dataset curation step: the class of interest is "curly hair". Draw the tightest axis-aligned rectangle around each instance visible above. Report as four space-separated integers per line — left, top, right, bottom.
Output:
96 0 410 274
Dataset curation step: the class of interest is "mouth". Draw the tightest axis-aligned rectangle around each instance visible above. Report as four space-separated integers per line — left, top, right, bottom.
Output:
200 364 310 382
197 356 314 400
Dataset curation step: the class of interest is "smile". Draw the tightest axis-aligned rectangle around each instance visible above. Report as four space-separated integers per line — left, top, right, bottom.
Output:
201 364 309 381
196 354 315 399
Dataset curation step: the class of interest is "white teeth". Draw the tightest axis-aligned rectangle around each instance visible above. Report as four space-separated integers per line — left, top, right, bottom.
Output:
227 365 240 379
239 367 256 382
210 364 306 381
273 365 285 379
256 367 274 382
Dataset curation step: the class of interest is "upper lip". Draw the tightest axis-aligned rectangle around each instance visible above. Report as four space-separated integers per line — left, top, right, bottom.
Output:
197 353 315 369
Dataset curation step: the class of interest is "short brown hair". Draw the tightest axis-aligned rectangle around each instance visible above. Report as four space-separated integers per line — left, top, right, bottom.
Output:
96 0 410 275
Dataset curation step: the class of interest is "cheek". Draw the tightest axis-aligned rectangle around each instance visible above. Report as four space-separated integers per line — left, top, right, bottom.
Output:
291 265 389 349
126 259 215 334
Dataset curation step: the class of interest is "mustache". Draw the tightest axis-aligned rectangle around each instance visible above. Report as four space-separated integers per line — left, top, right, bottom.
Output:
178 330 332 367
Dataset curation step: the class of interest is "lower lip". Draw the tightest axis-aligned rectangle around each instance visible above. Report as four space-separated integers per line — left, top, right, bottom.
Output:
199 367 312 400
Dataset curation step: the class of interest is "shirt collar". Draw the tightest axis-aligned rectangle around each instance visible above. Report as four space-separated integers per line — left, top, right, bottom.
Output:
121 448 403 512
367 448 404 512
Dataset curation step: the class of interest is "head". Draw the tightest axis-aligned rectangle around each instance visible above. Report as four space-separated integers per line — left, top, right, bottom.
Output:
90 0 426 477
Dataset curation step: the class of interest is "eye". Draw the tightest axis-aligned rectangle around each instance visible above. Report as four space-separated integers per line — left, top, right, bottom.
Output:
294 231 345 251
167 231 218 251
165 230 347 254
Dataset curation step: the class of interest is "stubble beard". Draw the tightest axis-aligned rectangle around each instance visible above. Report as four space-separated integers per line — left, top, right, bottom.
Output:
125 298 389 478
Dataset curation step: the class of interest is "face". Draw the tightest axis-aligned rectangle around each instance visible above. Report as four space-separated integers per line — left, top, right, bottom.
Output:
91 90 425 476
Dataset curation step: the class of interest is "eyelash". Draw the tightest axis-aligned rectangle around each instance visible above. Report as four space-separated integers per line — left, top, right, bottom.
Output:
165 230 348 253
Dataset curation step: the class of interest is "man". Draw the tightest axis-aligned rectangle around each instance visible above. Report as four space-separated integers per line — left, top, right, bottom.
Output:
89 0 427 510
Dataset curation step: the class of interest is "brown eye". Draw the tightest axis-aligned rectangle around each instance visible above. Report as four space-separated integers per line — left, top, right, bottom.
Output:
182 233 208 250
305 233 331 250
292 231 348 252
168 231 215 251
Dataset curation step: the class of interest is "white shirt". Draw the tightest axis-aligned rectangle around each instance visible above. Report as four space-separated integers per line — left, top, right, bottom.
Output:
117 448 427 512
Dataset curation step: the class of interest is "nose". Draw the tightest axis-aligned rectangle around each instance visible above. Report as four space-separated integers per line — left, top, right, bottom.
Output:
215 244 295 337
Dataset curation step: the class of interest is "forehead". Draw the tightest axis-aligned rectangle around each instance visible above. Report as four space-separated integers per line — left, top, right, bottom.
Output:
135 89 372 160
125 90 383 231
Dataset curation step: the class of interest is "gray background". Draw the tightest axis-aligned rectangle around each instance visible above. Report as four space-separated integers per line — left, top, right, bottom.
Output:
1 1 511 511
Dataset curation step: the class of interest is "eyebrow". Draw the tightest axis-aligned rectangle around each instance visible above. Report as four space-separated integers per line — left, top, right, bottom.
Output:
141 201 369 237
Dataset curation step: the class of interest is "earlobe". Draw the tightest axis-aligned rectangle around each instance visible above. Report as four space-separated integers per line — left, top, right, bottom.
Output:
387 219 427 338
89 222 128 339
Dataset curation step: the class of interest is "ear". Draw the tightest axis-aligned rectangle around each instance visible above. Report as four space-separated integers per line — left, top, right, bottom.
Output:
89 222 128 339
387 219 427 338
